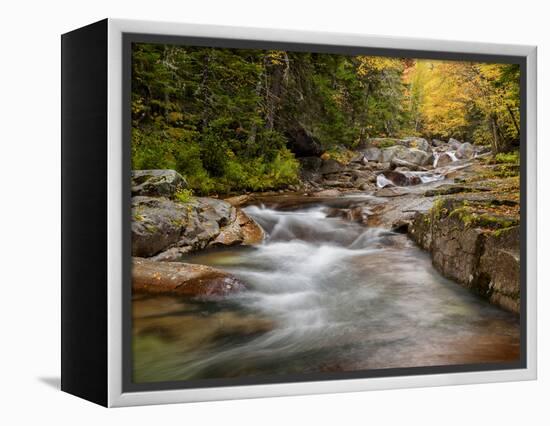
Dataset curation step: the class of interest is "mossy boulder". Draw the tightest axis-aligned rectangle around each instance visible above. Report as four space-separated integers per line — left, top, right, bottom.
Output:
131 169 188 197
132 196 264 259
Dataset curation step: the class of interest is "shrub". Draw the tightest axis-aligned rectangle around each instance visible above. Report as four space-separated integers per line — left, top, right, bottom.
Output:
174 188 194 203
494 151 520 165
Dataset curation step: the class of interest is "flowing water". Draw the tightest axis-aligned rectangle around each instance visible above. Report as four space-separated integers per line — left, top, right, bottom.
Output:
133 199 520 383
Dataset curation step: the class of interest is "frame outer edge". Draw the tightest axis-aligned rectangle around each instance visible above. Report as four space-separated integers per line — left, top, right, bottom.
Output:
526 46 537 379
106 18 538 407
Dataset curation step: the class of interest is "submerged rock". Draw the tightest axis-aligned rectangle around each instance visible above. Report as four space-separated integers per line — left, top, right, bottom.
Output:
132 169 188 197
132 258 246 298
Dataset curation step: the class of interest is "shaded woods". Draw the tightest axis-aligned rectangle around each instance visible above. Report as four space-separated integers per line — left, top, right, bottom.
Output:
131 43 520 194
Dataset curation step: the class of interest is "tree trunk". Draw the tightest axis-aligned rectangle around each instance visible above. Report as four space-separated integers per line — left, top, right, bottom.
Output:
506 104 520 136
491 115 500 155
198 52 211 131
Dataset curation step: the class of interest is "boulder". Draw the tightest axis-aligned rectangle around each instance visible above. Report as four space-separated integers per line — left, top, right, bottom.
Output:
363 147 383 162
299 156 323 172
349 152 368 164
381 170 421 187
371 161 391 171
351 169 376 183
210 209 265 247
448 138 462 150
434 152 455 167
132 258 246 298
132 196 191 258
320 159 345 175
381 145 433 166
131 169 188 197
132 196 263 258
380 145 407 163
285 127 322 157
237 210 265 245
456 142 475 159
390 157 429 171
401 137 432 153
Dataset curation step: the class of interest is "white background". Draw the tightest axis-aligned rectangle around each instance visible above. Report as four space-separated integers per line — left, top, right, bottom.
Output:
0 0 547 424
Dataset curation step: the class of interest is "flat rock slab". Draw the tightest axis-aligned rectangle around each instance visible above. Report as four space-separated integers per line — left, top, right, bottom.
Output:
132 258 246 298
374 187 410 197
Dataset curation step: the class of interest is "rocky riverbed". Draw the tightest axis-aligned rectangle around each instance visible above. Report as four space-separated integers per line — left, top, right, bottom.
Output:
130 137 521 382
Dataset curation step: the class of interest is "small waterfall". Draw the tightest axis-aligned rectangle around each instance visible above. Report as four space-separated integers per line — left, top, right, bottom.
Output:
376 174 395 188
433 151 458 168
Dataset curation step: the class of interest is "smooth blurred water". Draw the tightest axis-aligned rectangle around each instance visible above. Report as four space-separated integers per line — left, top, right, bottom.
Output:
133 204 520 383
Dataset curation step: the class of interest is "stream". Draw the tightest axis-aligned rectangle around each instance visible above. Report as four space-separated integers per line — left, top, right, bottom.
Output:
133 193 520 383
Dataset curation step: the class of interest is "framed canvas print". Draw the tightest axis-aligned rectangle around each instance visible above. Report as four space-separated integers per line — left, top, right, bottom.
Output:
61 18 537 407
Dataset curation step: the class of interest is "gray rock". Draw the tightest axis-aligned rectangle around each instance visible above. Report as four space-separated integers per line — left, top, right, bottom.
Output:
299 156 323 172
320 159 345 175
132 196 262 257
363 147 383 162
401 137 432 153
434 152 455 167
351 169 376 183
350 152 368 164
448 138 462 150
456 142 475 159
131 169 188 197
381 170 421 187
391 157 429 171
382 145 434 166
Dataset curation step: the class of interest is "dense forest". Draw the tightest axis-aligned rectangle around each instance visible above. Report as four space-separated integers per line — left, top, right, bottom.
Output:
131 43 520 194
